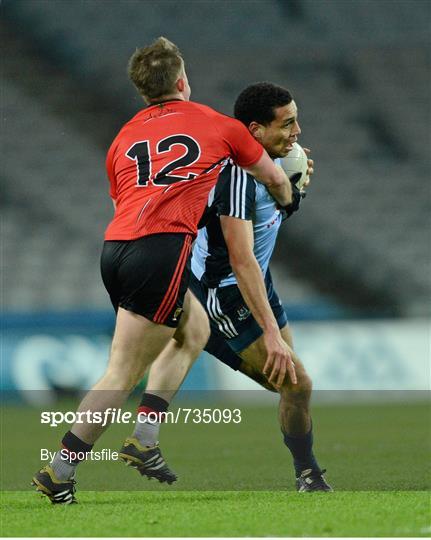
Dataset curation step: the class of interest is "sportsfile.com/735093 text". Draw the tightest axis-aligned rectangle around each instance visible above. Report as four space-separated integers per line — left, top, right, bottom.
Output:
40 408 242 427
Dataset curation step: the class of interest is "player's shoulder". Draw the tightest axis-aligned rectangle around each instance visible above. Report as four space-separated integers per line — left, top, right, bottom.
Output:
219 159 254 181
215 160 256 203
188 100 222 116
188 101 238 126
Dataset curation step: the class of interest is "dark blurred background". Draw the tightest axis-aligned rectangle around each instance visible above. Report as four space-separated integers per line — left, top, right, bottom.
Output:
1 0 430 395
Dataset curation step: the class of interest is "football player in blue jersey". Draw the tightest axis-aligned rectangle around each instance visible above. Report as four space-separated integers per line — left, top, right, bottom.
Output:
134 82 332 492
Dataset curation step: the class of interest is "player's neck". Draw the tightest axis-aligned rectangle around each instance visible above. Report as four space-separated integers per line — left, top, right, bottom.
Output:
148 93 186 106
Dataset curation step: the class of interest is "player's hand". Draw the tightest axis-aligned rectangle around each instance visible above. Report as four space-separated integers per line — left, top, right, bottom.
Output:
303 147 314 189
280 183 304 220
279 148 313 220
262 329 297 388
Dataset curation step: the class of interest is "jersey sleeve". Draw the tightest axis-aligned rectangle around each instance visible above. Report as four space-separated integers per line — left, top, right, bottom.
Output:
217 115 264 168
215 162 256 220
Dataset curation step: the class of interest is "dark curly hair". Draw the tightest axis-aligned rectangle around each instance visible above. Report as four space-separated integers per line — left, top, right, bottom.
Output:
234 82 293 126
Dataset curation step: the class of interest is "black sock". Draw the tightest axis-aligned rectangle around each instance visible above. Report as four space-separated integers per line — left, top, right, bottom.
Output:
51 431 93 480
283 426 320 477
62 431 94 463
138 393 169 414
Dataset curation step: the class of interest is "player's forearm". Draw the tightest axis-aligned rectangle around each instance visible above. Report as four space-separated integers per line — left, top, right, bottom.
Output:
266 172 292 207
245 154 292 206
269 165 293 205
230 255 279 334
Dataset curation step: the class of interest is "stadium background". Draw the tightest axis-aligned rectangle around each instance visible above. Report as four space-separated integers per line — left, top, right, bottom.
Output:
2 0 429 396
1 0 430 536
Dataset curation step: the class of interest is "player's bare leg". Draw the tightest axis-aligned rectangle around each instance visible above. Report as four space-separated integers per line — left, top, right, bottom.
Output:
145 291 210 402
119 291 210 483
73 308 176 442
32 308 176 502
238 324 332 491
240 325 311 435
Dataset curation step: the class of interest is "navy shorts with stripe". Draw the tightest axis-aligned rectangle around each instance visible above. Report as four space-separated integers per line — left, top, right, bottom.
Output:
190 269 288 359
101 233 192 327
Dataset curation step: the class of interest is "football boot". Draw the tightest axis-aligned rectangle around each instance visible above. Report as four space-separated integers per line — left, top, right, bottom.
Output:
32 465 76 504
296 468 333 492
119 437 177 484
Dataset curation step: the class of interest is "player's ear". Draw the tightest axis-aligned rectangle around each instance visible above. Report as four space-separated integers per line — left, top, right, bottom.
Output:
176 77 185 92
249 121 264 141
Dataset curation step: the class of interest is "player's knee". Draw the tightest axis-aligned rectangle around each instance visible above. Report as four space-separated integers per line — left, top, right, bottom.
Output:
101 368 140 391
290 353 312 392
175 313 210 354
188 315 210 353
297 369 312 394
104 347 148 390
110 337 143 361
280 366 312 400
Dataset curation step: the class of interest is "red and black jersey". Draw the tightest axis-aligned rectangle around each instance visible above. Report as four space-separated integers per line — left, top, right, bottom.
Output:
104 100 264 240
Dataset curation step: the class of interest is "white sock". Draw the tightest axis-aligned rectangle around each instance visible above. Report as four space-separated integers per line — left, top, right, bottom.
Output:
50 451 77 481
132 417 161 447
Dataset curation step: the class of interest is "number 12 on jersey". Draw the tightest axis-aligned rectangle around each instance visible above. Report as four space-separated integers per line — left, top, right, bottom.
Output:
126 135 201 187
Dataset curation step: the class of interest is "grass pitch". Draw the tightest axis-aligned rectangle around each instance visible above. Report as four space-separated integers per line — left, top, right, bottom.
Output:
2 491 430 537
1 400 430 536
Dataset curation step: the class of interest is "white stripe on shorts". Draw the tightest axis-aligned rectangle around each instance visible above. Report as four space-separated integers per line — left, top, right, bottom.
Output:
207 288 238 338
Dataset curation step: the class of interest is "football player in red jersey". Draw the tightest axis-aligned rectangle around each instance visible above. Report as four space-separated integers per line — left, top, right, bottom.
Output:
32 37 295 503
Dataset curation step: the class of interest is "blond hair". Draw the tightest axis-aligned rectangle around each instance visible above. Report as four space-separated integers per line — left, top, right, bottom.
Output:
128 37 184 102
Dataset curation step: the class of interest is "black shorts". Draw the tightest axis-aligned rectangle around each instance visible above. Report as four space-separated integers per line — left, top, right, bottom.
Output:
100 233 192 327
190 269 288 356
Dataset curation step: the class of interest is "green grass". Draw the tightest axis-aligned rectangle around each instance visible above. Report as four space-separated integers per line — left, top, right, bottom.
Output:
1 491 430 537
1 400 430 536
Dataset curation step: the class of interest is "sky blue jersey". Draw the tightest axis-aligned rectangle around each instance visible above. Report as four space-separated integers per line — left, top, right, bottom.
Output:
191 160 282 288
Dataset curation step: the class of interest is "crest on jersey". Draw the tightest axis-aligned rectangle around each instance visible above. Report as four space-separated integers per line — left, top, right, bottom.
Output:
237 305 251 321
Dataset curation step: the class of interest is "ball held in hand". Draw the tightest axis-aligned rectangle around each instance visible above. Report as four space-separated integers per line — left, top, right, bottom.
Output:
279 143 309 190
